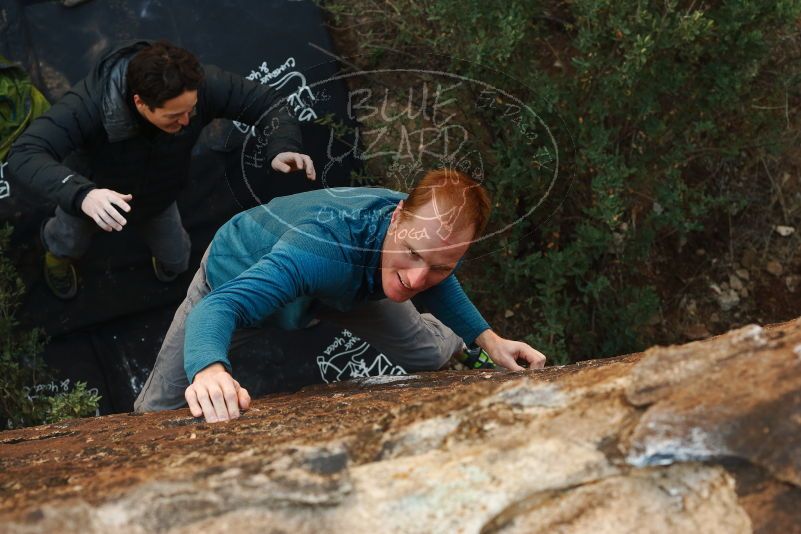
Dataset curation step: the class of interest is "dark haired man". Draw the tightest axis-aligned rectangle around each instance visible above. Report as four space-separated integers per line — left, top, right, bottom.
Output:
134 169 547 422
8 40 314 299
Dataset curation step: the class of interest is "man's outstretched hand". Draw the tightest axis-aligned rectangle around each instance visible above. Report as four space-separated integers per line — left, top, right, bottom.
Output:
476 329 547 371
80 188 132 231
185 363 251 423
271 152 316 181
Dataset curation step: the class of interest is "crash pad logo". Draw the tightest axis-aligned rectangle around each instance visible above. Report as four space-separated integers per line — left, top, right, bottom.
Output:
0 161 10 200
317 328 407 383
231 56 320 171
234 56 318 137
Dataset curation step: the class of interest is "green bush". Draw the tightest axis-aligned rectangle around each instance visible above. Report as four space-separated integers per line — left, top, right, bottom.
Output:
0 224 100 429
323 0 801 363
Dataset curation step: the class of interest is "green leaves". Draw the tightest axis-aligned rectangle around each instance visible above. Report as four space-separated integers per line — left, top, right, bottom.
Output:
45 382 101 424
324 0 801 363
473 0 799 362
0 224 100 429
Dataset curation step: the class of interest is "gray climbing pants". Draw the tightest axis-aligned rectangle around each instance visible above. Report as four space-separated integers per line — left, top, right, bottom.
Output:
43 202 191 274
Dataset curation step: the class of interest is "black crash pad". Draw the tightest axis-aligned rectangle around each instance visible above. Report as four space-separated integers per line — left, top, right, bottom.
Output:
0 0 404 415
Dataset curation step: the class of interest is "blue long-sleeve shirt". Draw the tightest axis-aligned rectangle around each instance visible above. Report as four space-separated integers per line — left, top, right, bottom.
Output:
184 187 491 381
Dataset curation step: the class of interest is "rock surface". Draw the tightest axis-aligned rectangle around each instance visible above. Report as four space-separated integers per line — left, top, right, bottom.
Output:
2 319 801 533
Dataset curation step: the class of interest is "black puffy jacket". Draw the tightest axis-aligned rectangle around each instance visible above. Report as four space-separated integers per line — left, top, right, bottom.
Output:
8 40 302 221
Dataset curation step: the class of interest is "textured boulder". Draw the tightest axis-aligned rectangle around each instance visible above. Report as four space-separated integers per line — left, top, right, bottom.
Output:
1 319 801 533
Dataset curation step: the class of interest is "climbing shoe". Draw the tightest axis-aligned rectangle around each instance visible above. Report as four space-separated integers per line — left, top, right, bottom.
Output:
457 345 498 369
152 257 179 283
43 252 78 300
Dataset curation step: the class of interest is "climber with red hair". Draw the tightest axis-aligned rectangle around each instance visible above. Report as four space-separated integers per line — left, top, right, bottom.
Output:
135 169 547 422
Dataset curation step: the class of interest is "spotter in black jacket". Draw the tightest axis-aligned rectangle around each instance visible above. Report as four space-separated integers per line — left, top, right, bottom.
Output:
8 40 303 223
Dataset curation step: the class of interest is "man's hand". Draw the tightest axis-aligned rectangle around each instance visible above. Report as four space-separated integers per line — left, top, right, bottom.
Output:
80 188 132 231
476 329 546 371
271 152 316 181
184 363 251 423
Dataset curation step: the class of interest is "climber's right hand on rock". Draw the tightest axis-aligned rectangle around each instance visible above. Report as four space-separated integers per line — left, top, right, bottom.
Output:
80 188 132 231
185 363 251 423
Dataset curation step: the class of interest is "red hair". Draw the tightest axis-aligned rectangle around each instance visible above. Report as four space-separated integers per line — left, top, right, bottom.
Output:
400 169 491 239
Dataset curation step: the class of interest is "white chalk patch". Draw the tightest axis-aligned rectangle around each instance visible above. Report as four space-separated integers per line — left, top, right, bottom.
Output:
731 324 767 348
359 374 419 386
627 427 719 468
486 382 566 409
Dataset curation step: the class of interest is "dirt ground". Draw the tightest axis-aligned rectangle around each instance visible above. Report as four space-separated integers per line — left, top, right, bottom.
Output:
651 152 801 345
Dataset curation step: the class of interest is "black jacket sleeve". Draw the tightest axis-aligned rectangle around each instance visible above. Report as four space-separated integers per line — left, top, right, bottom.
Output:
6 80 99 215
201 64 303 164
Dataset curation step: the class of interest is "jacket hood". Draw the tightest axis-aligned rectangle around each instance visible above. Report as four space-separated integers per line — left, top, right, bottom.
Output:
91 40 152 142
